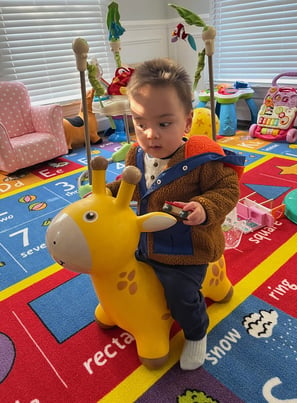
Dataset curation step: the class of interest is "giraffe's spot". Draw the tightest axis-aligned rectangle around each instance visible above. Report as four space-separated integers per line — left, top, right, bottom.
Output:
117 281 128 290
211 263 219 277
208 259 226 288
219 257 225 268
129 282 137 295
161 312 171 320
117 271 138 295
127 270 136 281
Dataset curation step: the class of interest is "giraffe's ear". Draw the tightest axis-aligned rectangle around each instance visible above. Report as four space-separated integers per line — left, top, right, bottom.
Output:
138 212 176 232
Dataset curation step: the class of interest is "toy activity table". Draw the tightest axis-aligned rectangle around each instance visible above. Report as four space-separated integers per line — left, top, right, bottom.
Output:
92 95 131 143
197 85 258 136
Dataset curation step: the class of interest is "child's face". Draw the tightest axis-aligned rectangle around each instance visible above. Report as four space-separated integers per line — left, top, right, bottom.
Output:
129 84 193 159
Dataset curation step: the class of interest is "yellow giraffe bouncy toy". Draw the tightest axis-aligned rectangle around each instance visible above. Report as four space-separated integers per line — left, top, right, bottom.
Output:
46 156 233 369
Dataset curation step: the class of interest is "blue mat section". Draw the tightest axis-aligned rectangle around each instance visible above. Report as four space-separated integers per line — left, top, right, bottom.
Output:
0 159 122 290
0 175 75 289
205 295 297 402
260 142 297 158
244 183 291 200
223 147 265 166
29 274 98 343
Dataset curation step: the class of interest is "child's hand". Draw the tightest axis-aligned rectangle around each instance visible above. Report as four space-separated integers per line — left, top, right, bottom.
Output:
177 201 207 226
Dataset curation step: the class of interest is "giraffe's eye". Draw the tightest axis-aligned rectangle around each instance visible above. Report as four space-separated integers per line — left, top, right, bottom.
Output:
83 211 98 222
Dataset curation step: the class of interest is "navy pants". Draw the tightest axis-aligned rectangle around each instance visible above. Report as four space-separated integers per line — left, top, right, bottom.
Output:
137 253 209 341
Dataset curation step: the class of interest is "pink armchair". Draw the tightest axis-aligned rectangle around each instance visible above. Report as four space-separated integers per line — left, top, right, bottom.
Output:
0 81 68 174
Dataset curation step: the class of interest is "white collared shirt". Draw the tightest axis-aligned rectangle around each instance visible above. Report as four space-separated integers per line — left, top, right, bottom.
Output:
144 153 169 188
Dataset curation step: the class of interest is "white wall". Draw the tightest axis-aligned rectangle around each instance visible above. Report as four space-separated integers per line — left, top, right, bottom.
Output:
116 0 167 20
117 0 209 20
93 2 212 130
114 0 210 90
167 0 210 18
119 16 209 93
97 1 258 128
99 1 261 127
119 20 168 66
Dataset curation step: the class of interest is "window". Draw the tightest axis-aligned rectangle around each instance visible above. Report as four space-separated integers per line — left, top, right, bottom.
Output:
210 0 297 86
0 0 116 104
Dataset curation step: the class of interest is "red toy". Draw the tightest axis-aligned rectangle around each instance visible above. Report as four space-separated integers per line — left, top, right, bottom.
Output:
107 66 134 95
162 201 190 220
249 72 297 143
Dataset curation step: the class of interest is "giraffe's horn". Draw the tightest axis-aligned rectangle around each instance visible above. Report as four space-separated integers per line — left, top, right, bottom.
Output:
90 157 108 195
115 166 142 208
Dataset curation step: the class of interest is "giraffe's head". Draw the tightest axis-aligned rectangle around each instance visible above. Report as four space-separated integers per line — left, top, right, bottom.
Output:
46 156 176 274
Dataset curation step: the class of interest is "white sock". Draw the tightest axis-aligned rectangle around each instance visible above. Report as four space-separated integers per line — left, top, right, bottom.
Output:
180 335 207 370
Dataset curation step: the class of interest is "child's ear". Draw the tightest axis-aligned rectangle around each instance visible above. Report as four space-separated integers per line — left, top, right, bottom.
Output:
185 110 193 133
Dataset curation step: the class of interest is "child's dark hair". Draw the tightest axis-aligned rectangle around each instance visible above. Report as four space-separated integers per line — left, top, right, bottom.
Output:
127 58 193 114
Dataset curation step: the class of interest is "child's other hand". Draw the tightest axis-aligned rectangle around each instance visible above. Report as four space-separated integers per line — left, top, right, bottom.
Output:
177 201 207 226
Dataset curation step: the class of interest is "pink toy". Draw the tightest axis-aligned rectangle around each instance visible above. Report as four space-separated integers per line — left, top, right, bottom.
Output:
249 72 297 143
222 193 286 247
236 192 285 233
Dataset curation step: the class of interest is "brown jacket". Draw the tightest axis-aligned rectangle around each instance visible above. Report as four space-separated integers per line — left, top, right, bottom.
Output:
107 136 244 265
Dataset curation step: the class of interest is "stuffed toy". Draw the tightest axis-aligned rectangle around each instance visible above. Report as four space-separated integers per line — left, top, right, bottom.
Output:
108 66 134 95
63 88 102 153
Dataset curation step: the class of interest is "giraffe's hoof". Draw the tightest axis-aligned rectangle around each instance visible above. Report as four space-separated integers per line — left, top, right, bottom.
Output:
139 354 169 370
217 286 234 303
95 318 116 329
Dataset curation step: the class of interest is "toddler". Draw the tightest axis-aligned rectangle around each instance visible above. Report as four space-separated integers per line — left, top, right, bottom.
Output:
107 58 244 370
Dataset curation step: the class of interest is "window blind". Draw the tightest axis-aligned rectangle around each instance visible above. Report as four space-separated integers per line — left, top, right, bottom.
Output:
210 0 297 86
0 0 116 104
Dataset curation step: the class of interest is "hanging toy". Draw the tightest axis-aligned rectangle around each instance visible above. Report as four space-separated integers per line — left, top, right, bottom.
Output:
171 23 197 51
107 1 126 68
87 57 115 130
169 3 217 140
87 58 108 99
